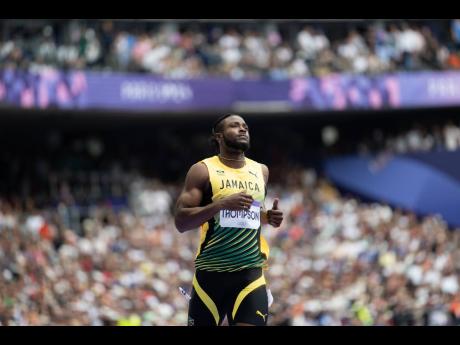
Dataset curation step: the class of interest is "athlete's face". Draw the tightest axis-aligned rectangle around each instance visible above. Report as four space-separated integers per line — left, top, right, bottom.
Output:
220 115 250 152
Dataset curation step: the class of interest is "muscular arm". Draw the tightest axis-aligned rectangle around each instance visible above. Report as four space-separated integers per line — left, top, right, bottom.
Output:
174 162 223 233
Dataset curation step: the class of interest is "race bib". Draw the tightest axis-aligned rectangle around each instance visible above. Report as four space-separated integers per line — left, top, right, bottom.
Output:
219 201 261 229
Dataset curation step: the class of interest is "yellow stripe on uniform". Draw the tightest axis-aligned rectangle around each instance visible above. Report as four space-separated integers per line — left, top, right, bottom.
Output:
195 222 209 258
192 274 220 325
232 274 266 320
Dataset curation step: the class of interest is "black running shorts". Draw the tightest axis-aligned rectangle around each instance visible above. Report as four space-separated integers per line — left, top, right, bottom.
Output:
188 268 269 326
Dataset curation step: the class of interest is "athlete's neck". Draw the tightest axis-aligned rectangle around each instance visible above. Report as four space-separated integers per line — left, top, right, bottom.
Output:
218 152 246 169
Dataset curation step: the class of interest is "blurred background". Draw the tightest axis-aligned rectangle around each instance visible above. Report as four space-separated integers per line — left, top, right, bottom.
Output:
1 19 460 326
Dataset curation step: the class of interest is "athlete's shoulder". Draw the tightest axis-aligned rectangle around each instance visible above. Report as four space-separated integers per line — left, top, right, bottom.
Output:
246 157 267 170
260 163 268 172
200 155 219 165
261 164 269 179
183 162 210 191
244 156 263 165
187 160 209 179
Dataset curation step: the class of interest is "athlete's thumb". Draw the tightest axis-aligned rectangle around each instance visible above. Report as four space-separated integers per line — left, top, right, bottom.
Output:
272 198 279 210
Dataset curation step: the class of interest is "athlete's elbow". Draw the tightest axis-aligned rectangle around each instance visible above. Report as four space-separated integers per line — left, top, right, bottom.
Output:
174 216 191 233
174 218 186 233
173 208 184 232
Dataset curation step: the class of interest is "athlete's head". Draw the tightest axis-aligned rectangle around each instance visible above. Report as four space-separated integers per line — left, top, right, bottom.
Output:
211 114 250 153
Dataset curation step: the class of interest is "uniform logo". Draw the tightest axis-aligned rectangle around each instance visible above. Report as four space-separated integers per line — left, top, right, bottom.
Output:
188 317 195 326
216 170 225 176
249 171 258 178
256 310 267 322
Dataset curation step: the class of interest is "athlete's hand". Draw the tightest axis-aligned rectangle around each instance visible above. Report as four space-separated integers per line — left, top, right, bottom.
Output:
217 192 254 211
267 198 283 227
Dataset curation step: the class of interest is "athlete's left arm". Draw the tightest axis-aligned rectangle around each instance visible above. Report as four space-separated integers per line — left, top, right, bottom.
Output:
260 164 284 227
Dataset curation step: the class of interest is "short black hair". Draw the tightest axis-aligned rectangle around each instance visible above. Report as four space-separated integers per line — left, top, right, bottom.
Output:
212 113 244 134
210 114 236 152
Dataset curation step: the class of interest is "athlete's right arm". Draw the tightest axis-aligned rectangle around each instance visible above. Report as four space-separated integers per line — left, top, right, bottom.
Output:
174 162 253 233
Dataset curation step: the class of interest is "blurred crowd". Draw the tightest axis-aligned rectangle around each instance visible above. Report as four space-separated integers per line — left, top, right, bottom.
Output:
1 165 460 326
1 109 460 325
264 169 460 325
1 19 460 79
0 194 191 326
354 119 460 155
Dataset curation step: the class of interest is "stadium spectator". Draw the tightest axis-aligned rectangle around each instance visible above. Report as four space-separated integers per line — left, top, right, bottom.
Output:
1 164 460 325
0 20 458 79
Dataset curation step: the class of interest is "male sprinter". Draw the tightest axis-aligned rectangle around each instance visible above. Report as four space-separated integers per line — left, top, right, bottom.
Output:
174 114 283 326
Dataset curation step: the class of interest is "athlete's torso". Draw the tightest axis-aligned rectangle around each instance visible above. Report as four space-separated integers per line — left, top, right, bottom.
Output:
194 155 269 272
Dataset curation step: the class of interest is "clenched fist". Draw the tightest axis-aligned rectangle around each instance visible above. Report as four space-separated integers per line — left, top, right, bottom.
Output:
217 192 254 211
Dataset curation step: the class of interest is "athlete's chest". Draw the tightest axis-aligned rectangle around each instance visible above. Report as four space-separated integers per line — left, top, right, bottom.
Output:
210 168 264 201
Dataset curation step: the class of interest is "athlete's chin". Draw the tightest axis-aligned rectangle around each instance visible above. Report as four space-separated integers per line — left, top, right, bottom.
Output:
226 140 250 152
236 139 250 149
238 143 250 151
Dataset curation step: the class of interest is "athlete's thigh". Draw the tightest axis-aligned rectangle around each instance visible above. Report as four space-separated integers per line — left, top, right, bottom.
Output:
230 284 268 326
187 271 228 326
228 268 269 326
188 287 219 326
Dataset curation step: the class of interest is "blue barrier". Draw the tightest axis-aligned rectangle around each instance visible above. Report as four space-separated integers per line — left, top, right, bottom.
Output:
324 151 460 228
